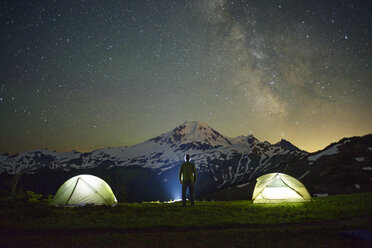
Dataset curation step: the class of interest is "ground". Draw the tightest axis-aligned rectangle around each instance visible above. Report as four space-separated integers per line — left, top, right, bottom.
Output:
1 192 372 247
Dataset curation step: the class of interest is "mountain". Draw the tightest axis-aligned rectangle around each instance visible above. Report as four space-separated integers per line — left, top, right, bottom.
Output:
204 134 372 200
149 121 232 147
1 121 369 202
275 139 301 151
283 135 372 195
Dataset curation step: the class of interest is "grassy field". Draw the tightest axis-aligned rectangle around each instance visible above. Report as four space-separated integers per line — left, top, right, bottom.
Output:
1 192 372 247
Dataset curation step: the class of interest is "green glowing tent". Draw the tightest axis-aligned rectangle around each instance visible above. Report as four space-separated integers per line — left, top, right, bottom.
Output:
252 173 311 203
50 174 117 206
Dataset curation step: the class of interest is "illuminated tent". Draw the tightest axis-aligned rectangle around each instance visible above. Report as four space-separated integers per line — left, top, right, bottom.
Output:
252 173 311 203
50 174 117 206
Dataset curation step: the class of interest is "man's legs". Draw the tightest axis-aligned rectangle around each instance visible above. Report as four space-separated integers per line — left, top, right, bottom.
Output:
182 182 187 206
189 181 195 206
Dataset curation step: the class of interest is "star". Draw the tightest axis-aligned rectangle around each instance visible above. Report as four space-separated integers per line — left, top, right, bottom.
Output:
0 0 370 154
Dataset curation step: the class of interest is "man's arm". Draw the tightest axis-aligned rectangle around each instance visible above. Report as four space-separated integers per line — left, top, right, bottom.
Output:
179 164 183 183
193 164 197 182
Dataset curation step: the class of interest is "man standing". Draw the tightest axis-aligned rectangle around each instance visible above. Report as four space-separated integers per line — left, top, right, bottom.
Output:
179 154 197 206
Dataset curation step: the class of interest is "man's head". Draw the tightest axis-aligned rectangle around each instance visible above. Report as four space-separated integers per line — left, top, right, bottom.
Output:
185 154 191 161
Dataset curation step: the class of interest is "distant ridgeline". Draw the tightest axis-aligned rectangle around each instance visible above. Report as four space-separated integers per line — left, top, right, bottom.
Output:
0 122 371 202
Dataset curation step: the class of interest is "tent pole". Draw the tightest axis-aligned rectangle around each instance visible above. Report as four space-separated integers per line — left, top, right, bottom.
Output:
79 177 110 205
278 177 304 199
253 176 276 200
66 177 80 206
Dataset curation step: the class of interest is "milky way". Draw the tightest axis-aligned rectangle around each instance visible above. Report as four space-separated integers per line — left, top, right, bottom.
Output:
0 0 371 154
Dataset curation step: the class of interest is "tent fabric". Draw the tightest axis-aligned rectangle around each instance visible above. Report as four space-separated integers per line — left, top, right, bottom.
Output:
50 174 117 206
252 173 311 203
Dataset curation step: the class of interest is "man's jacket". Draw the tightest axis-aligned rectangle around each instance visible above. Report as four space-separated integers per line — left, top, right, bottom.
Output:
179 161 197 183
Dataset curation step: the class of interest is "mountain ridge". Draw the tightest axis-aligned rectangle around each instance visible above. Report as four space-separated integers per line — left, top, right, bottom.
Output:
0 121 305 175
205 133 372 200
0 122 370 202
0 121 301 156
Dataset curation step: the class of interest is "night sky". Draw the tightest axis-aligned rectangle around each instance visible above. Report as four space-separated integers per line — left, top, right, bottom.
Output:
0 0 371 154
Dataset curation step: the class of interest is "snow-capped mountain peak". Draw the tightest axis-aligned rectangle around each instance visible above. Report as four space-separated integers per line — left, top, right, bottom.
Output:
0 121 307 183
228 134 259 145
150 121 232 147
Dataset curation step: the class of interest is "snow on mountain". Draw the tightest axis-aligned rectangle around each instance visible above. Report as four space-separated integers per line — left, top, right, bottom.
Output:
205 134 372 201
1 149 83 174
355 157 365 162
0 121 307 196
308 143 342 161
149 121 232 147
228 134 258 145
2 125 370 202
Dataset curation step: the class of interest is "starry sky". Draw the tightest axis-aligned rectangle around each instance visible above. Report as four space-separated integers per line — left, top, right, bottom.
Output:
0 0 371 154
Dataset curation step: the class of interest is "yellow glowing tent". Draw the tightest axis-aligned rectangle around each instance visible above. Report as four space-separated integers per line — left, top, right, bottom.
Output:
50 174 117 206
252 173 311 203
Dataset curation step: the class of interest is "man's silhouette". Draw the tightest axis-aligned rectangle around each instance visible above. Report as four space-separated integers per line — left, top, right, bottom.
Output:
179 154 197 206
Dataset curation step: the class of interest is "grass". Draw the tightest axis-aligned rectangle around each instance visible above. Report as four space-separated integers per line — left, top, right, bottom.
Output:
1 192 372 247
